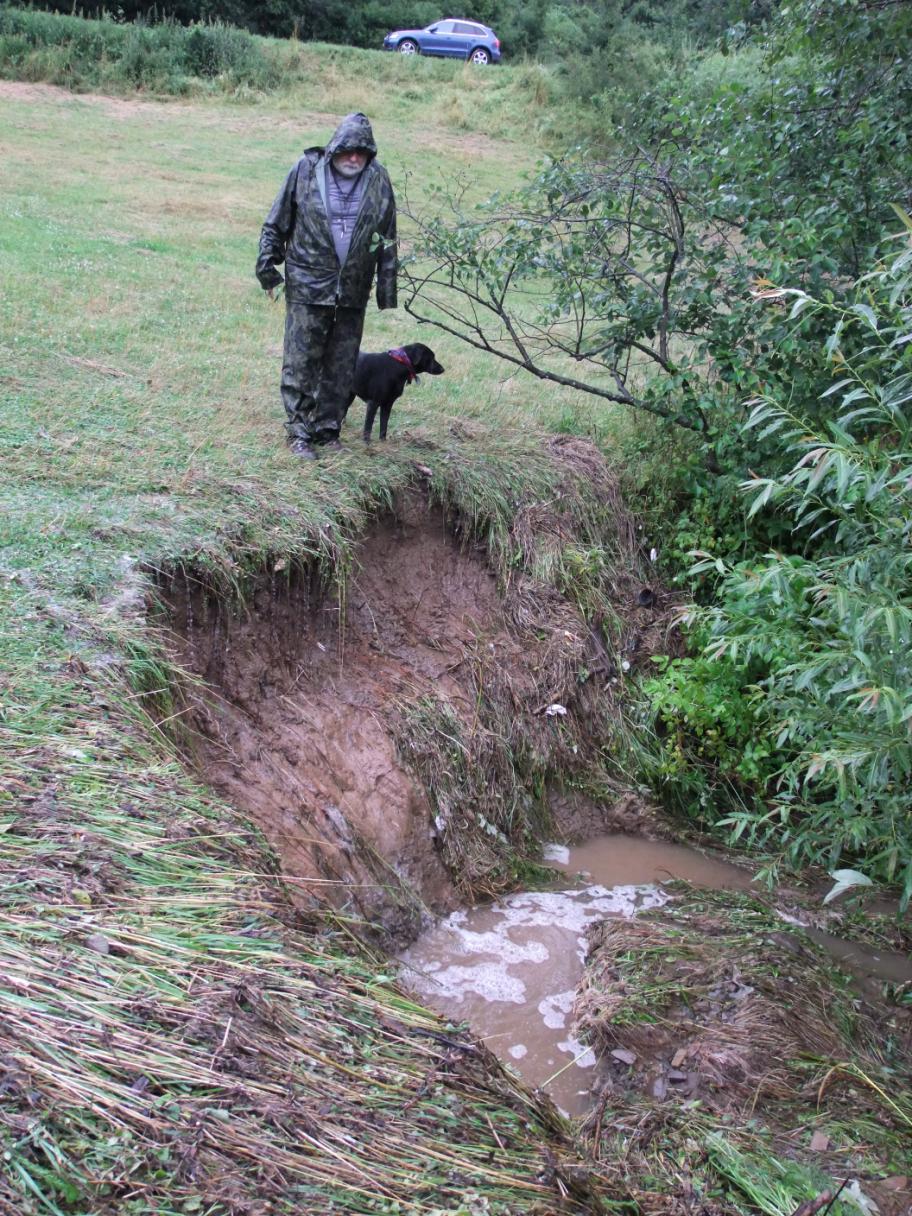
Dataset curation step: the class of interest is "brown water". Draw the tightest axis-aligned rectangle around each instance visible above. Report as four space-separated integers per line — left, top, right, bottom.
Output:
398 834 912 1117
398 882 670 1116
547 835 758 891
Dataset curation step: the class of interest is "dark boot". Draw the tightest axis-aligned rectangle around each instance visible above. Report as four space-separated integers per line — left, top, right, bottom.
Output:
289 437 317 460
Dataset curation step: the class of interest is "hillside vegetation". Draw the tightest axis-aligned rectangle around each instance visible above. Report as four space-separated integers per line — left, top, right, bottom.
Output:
1 2 910 1214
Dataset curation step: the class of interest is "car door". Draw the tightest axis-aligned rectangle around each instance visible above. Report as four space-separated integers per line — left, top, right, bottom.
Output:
452 22 481 56
422 20 456 56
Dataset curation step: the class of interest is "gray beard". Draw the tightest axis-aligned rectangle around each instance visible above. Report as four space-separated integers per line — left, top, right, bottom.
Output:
332 160 363 179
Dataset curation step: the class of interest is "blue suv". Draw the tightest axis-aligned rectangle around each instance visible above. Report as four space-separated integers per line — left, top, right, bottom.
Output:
383 19 501 65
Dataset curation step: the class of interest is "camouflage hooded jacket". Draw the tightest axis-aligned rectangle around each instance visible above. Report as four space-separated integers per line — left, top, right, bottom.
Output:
255 112 397 311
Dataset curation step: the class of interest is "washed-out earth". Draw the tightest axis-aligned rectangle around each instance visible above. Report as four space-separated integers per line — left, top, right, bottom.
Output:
1 41 911 1216
163 482 912 1213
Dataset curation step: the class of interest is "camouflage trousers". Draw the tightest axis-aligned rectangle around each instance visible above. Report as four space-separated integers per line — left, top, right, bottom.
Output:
280 302 365 443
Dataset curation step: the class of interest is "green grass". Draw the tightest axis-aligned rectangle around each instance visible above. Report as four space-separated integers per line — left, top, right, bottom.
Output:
0 5 574 145
0 53 633 1213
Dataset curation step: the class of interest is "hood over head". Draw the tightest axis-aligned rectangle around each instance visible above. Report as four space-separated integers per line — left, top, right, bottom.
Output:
325 112 377 161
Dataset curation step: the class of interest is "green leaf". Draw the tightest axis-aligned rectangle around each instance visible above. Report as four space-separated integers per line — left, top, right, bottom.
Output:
850 303 879 331
820 377 855 399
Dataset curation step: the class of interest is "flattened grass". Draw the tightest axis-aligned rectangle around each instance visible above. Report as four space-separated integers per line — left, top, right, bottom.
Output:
0 75 628 1213
1 582 607 1213
574 887 912 1214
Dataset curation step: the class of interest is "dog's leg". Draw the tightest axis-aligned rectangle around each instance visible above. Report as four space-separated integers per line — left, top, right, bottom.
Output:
378 403 394 441
363 400 380 442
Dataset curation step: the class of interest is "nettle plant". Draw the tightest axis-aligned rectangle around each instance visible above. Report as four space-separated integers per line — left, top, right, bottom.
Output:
680 225 912 904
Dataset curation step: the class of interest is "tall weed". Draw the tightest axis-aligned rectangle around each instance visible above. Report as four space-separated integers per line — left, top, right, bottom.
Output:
0 6 281 92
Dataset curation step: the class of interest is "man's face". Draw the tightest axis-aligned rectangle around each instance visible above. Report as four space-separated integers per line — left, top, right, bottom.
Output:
332 149 368 178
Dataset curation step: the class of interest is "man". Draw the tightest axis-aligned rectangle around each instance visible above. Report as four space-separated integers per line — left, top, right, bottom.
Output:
256 112 398 460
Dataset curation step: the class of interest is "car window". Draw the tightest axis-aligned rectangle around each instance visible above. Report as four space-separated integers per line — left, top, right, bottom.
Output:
429 21 455 32
453 22 482 34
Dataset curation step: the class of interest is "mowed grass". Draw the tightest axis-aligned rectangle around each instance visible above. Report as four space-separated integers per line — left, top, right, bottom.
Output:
0 73 614 588
0 64 625 1214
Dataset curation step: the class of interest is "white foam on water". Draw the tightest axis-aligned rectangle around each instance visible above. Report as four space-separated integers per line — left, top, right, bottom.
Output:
398 882 669 1115
400 884 667 1008
504 884 668 925
557 1036 596 1068
538 989 574 1030
400 960 527 1005
443 925 551 966
542 842 570 864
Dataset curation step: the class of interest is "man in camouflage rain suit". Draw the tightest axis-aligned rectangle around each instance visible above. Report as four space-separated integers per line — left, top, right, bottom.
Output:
256 112 398 460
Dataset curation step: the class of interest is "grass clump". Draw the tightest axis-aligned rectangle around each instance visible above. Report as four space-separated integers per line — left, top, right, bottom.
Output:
705 1135 860 1216
570 886 912 1214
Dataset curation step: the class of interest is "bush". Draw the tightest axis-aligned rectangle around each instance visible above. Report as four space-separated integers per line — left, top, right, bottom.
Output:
636 0 912 279
643 645 777 798
183 21 254 77
648 231 912 906
0 6 281 93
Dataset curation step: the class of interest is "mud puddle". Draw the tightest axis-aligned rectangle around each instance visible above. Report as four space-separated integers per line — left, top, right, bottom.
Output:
399 834 911 1117
397 831 757 1117
546 834 758 890
399 882 670 1116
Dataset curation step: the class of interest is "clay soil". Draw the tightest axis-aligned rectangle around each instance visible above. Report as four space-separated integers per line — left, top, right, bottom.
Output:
161 492 565 946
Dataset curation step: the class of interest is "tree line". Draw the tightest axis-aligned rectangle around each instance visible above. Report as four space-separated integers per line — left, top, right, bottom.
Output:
11 0 775 58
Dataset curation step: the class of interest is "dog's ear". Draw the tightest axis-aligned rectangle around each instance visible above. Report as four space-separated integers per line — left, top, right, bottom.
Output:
408 344 442 374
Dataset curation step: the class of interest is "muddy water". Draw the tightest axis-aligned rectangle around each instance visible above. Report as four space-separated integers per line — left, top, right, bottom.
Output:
398 836 757 1115
399 883 670 1116
398 834 911 1117
547 834 758 891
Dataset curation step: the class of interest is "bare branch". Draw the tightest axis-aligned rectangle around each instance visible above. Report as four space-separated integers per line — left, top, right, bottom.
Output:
398 150 739 435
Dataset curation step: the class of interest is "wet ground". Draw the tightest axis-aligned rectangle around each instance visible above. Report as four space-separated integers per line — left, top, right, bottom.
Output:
398 834 912 1116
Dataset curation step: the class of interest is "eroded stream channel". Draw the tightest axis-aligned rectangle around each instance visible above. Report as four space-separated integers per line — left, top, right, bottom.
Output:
161 488 911 1137
398 835 759 1115
399 835 912 1116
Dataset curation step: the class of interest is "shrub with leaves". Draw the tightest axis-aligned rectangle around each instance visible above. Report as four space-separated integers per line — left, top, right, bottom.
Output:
644 646 777 796
670 223 912 905
638 0 912 281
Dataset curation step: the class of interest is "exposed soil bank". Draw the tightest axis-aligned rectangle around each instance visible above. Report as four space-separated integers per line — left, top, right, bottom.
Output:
163 497 486 942
151 479 912 1215
160 489 662 947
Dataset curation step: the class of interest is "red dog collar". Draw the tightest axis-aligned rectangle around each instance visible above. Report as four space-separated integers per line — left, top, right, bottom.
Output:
388 347 416 382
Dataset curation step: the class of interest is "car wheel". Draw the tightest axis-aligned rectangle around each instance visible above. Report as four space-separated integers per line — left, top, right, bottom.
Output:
469 47 491 64
398 39 419 55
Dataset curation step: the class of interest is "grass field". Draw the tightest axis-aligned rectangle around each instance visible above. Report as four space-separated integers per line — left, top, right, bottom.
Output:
0 56 629 1214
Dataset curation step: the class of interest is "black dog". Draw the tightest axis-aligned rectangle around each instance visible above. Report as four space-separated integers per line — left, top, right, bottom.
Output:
343 343 444 441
